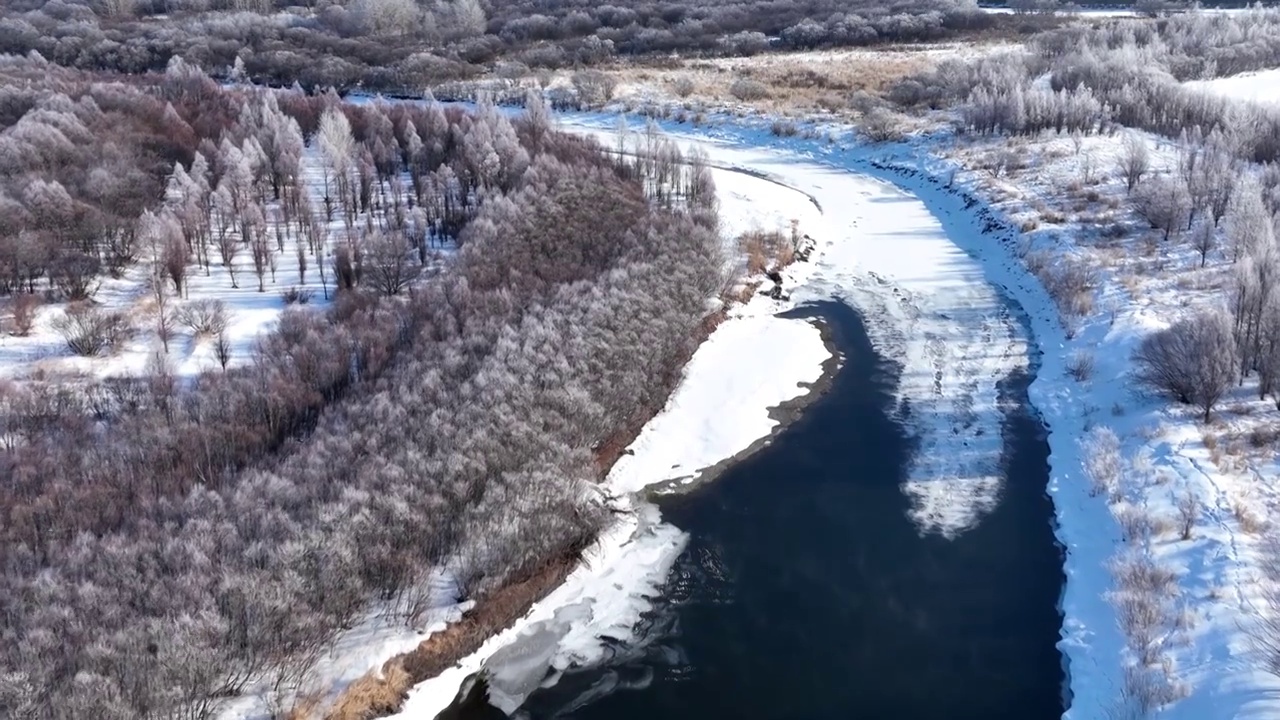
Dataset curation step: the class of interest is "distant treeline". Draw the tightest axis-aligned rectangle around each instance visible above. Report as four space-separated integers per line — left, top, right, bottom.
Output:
0 0 1052 93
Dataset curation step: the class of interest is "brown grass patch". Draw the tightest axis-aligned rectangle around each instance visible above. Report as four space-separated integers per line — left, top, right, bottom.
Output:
740 228 796 275
284 692 325 720
323 554 578 720
326 664 412 720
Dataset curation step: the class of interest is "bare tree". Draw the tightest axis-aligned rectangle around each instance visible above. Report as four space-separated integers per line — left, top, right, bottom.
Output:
214 330 232 370
1190 214 1216 268
1176 492 1200 540
318 107 356 224
295 240 307 286
363 233 417 296
250 223 272 292
1118 132 1151 192
10 294 39 336
1132 309 1238 422
162 236 190 298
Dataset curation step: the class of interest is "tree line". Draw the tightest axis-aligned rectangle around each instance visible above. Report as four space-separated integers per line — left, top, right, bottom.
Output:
0 0 1034 94
0 56 727 718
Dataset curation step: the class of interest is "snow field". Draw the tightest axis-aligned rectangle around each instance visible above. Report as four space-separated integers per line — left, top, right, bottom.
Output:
1185 67 1280 108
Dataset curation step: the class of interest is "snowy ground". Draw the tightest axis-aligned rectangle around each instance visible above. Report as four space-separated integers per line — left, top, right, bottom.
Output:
1185 67 1280 107
929 122 1280 718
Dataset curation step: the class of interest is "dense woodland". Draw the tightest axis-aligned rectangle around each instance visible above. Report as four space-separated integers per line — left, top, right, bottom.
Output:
0 53 726 718
0 0 1022 93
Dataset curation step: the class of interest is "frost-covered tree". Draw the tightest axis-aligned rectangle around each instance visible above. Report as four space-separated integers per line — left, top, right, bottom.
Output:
1226 177 1274 263
1118 132 1150 193
1133 175 1191 243
318 106 356 222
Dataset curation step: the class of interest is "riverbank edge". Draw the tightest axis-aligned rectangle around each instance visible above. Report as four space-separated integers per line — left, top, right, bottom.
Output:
317 267 836 717
641 309 844 499
315 307 732 720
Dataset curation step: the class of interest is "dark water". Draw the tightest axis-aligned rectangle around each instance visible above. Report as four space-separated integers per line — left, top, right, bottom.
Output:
520 300 1066 720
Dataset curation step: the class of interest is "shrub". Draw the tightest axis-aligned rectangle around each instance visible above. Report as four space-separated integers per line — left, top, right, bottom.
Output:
1066 350 1095 382
282 287 314 305
1081 426 1122 501
176 299 230 336
1115 502 1153 543
52 304 132 357
770 119 798 137
1176 492 1199 540
1038 257 1098 322
10 294 39 336
859 108 905 143
729 78 768 101
571 70 616 107
1132 310 1237 422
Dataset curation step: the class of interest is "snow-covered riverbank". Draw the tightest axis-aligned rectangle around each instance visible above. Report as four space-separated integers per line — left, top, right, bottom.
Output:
381 116 1080 718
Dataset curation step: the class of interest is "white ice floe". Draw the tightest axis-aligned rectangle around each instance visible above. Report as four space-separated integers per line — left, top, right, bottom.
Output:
391 500 687 718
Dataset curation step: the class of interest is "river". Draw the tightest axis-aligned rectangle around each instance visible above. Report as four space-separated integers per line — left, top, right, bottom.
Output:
514 300 1066 720
385 117 1072 720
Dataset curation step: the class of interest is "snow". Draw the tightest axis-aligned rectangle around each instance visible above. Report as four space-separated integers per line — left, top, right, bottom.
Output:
603 314 828 494
925 123 1280 718
1185 67 1280 108
577 119 1031 540
392 500 687 718
380 114 1058 716
389 125 842 718
980 5 1253 17
219 570 470 720
0 141 437 383
227 100 1280 718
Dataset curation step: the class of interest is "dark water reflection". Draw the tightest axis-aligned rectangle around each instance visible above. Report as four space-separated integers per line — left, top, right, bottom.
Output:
520 300 1066 720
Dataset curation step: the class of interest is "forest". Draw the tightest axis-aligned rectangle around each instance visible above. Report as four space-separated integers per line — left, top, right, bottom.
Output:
0 0 1026 93
0 53 727 718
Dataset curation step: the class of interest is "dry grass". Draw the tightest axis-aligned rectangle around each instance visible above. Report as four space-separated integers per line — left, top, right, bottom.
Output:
326 664 411 720
740 228 797 275
1233 498 1267 534
597 45 969 115
744 235 769 275
727 280 762 305
283 692 325 720
322 553 578 720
